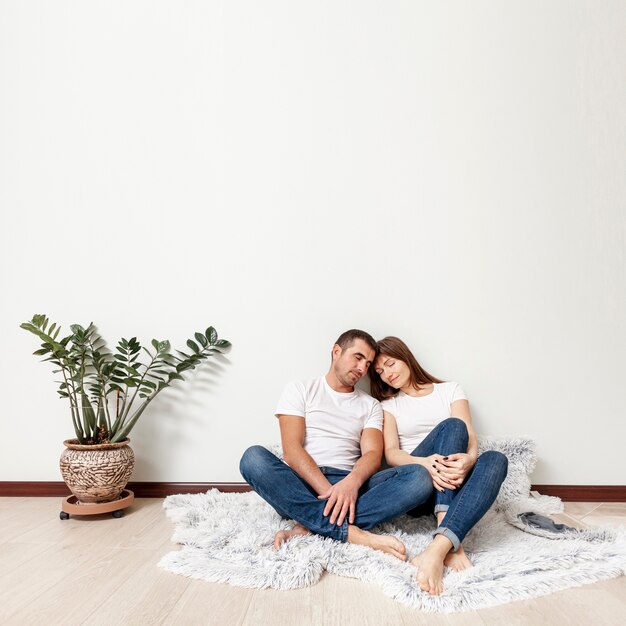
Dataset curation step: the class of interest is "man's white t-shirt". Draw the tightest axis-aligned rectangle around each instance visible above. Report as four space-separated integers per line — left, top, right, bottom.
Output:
381 382 467 453
275 376 383 471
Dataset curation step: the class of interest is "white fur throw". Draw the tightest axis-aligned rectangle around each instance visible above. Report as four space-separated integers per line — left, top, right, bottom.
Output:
159 437 626 612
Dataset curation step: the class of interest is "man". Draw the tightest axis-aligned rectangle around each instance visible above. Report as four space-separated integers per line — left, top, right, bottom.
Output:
239 329 433 558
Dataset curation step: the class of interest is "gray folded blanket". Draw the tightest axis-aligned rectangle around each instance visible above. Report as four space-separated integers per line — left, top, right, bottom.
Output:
517 512 576 533
507 509 616 543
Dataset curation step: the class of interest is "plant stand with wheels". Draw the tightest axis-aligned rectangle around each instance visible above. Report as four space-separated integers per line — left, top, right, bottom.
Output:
59 489 134 520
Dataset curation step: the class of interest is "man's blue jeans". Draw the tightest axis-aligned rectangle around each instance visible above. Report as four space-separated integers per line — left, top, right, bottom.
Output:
239 445 433 542
410 417 509 551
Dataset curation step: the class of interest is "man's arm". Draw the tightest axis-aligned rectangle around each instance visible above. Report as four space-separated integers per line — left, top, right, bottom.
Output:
278 414 332 496
348 427 383 486
318 427 383 526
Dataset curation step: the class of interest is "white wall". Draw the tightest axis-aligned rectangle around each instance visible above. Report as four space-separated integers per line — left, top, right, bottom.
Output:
1 1 625 485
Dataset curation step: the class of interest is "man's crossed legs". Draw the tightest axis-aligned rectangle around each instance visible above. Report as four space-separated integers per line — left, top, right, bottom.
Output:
240 446 433 559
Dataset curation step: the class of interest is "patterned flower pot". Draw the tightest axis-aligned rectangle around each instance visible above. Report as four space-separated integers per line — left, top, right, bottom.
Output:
60 438 135 504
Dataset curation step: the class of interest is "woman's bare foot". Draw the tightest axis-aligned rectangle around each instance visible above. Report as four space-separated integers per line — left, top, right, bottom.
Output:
347 525 407 561
410 535 452 595
444 543 473 571
273 523 311 549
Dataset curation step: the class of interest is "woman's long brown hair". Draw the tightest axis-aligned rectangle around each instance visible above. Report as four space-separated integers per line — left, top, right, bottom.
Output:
370 336 443 401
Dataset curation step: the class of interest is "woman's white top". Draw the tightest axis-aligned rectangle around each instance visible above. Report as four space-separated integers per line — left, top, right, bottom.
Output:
381 382 467 453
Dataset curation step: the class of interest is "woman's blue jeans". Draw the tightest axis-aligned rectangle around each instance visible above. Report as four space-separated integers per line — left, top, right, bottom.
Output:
239 445 434 542
410 417 509 551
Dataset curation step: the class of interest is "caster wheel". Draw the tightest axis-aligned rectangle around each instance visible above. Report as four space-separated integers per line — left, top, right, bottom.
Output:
60 511 70 520
112 510 124 518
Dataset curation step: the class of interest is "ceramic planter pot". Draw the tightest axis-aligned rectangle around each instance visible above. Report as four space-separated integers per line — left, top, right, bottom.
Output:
60 438 134 503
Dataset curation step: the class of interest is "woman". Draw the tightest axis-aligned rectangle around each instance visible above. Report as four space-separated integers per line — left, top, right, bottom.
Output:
370 336 508 596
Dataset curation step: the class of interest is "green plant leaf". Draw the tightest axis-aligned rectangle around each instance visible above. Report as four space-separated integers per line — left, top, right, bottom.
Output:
195 332 208 347
158 340 171 353
205 327 217 344
186 340 200 354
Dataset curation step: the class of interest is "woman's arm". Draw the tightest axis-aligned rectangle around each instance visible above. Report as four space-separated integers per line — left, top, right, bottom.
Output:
383 411 451 492
450 399 478 462
435 399 478 484
382 410 422 467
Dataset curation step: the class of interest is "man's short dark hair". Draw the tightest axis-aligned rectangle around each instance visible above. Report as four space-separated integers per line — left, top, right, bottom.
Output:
334 329 377 353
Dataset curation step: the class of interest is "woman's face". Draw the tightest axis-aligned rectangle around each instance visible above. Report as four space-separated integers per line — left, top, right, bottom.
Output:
374 354 411 389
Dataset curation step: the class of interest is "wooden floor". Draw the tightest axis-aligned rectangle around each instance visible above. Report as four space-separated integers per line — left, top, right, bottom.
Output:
0 498 624 625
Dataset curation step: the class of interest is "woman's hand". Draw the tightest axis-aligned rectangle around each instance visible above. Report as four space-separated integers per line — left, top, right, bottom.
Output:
436 453 476 485
420 454 461 493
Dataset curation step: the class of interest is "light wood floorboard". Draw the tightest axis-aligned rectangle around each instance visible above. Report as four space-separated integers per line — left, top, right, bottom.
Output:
83 550 191 626
563 502 603 518
163 580 255 626
0 497 624 625
581 502 626 528
243 579 325 626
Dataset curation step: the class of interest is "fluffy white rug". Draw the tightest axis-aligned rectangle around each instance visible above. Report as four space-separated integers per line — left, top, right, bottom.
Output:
159 439 626 612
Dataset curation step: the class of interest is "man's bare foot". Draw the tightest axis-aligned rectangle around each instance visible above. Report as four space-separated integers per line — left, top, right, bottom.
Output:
347 525 407 561
273 523 311 549
410 535 452 595
443 544 473 571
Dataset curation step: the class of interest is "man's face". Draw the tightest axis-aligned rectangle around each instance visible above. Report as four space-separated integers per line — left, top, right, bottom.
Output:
331 339 376 387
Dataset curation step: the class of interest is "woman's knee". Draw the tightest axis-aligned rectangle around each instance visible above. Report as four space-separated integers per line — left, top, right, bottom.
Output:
443 416 469 437
479 450 509 479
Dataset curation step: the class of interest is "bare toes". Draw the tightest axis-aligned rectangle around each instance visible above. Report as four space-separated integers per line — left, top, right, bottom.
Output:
273 531 287 549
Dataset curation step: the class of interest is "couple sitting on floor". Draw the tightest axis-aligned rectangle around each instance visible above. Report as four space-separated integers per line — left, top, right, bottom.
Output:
240 329 508 596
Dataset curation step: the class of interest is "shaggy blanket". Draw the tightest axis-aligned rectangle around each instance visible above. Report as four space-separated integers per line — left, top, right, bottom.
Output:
159 438 626 612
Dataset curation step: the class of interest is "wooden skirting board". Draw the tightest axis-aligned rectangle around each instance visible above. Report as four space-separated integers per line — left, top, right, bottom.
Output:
1 481 625 501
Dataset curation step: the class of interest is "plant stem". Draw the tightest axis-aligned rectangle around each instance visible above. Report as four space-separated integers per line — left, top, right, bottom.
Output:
60 364 84 442
116 353 159 436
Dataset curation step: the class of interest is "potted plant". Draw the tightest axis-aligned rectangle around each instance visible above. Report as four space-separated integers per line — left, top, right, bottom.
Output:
21 314 231 513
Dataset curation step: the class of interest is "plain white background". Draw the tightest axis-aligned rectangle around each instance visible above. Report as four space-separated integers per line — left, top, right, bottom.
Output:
1 1 624 484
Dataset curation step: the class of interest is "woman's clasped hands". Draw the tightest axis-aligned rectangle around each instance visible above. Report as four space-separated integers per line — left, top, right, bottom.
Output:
422 453 475 492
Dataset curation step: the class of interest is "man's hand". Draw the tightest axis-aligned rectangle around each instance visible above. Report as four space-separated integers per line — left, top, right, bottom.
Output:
318 474 361 526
